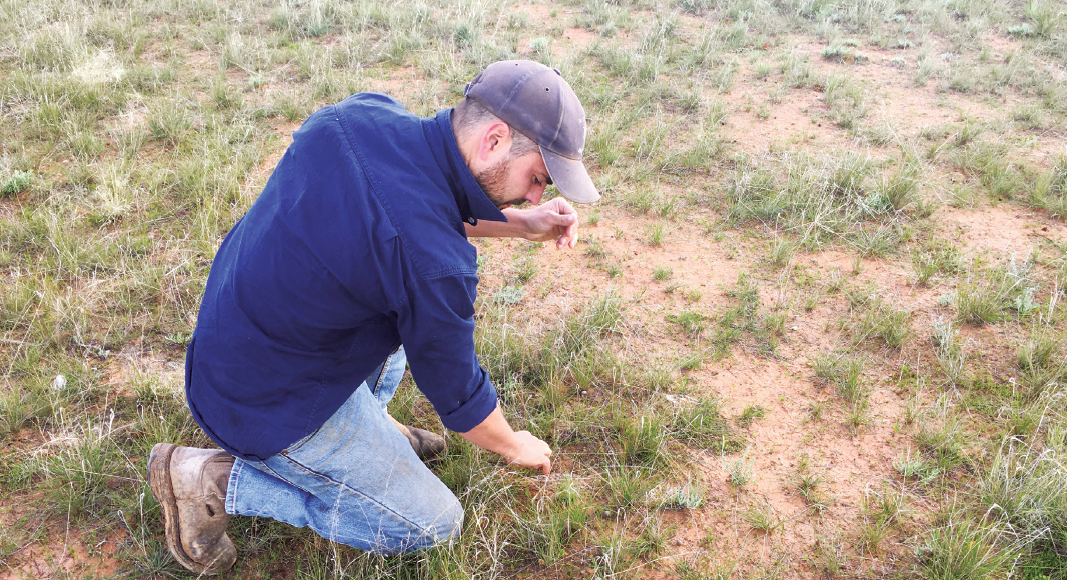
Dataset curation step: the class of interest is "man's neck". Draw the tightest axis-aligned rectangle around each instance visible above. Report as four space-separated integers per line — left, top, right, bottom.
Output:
449 112 476 168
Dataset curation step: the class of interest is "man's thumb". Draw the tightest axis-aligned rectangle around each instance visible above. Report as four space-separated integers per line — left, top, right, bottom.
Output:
557 213 576 225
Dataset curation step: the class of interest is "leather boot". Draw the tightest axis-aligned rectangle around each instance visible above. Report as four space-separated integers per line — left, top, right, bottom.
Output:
148 443 237 575
388 415 447 461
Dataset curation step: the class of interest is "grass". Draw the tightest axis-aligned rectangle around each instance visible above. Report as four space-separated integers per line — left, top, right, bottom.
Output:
4 0 1067 576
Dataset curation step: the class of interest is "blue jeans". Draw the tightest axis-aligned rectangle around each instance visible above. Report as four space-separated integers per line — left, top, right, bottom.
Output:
223 347 463 553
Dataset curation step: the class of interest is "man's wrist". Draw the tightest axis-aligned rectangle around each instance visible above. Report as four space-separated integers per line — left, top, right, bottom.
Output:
500 208 530 240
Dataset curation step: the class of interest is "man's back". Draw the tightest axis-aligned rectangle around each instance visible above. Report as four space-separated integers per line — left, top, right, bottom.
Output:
187 94 496 461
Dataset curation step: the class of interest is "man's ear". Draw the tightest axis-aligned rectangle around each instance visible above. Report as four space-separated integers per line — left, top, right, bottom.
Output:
478 121 512 162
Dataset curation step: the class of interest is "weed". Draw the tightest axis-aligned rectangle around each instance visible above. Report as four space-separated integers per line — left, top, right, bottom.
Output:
671 398 744 453
894 453 942 482
616 412 667 466
604 467 654 512
856 301 912 348
725 450 755 489
1029 156 1067 216
667 309 707 338
813 353 866 404
653 266 673 281
660 483 705 510
645 222 667 246
793 466 828 509
738 404 766 427
856 517 891 556
862 483 909 527
913 241 962 286
769 237 796 268
813 531 847 577
742 502 779 533
0 171 34 197
917 518 1016 580
845 400 871 435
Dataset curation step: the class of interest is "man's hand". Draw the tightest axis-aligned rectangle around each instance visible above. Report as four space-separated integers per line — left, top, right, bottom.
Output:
504 431 552 475
460 405 553 475
504 197 579 249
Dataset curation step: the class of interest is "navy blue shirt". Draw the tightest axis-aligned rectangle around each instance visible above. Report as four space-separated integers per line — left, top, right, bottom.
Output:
186 93 506 461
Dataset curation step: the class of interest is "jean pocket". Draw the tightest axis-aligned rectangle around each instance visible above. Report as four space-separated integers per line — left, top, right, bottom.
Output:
281 426 322 456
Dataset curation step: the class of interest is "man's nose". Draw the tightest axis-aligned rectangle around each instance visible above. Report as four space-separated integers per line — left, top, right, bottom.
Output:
526 188 544 205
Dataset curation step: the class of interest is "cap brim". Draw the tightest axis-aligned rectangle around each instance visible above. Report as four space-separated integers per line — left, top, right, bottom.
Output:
541 147 600 204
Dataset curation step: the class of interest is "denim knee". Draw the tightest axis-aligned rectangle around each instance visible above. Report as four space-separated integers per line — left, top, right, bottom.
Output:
410 496 464 550
439 500 465 542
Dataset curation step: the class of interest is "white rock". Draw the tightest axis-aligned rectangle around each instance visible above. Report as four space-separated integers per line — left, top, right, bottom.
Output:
52 374 67 391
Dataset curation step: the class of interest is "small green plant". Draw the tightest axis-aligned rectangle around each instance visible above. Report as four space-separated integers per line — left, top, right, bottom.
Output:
813 354 866 403
604 467 654 511
856 517 891 556
660 483 705 510
862 484 909 527
769 237 796 268
725 451 755 489
667 310 707 338
857 302 912 348
913 241 962 286
645 222 667 246
793 467 828 509
0 170 33 196
738 404 766 427
743 501 780 533
616 412 667 466
917 518 1016 580
845 400 871 435
671 398 743 453
653 266 673 281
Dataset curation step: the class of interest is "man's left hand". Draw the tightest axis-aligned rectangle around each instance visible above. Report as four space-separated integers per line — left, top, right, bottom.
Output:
505 198 579 249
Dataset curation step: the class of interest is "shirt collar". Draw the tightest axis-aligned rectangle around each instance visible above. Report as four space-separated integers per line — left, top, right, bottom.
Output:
423 109 507 226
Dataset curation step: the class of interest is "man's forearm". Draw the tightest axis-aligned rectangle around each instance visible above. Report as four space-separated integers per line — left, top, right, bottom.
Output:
464 209 528 239
459 405 522 457
460 404 552 474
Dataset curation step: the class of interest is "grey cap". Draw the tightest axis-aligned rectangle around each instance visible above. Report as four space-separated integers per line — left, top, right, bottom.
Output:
464 60 600 204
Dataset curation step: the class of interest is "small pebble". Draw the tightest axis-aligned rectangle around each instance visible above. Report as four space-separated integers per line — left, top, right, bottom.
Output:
51 375 67 391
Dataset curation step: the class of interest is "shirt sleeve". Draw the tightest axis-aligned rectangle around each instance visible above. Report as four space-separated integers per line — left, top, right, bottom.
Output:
396 273 498 433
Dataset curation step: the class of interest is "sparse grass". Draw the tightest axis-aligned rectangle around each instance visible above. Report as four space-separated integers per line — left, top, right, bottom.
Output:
956 256 1039 325
742 501 780 533
737 404 766 427
671 397 744 453
4 0 1067 576
667 309 707 338
913 240 962 286
856 300 912 349
725 450 755 489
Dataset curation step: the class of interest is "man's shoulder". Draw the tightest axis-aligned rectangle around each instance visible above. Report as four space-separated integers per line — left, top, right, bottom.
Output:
333 92 417 132
337 92 409 112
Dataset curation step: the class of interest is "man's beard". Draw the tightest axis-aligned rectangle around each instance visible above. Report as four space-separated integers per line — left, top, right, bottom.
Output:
474 156 521 209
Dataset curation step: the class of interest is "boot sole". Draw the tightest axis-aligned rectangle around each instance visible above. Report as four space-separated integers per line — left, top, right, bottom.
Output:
148 443 216 575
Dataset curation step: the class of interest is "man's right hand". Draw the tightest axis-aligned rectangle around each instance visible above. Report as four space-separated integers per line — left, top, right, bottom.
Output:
504 431 552 475
459 405 553 475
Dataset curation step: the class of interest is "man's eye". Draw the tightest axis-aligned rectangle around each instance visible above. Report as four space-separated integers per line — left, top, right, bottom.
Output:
533 177 542 186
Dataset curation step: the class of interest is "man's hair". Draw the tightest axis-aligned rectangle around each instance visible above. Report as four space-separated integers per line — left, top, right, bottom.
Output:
452 97 539 158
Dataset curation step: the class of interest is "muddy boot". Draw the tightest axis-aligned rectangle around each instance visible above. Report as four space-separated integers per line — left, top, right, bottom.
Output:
388 415 447 461
148 443 237 575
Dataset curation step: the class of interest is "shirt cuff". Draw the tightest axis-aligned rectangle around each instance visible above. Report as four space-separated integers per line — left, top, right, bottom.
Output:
436 367 498 433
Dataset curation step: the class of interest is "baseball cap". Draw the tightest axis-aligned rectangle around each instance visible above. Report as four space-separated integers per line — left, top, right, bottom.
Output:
464 60 600 204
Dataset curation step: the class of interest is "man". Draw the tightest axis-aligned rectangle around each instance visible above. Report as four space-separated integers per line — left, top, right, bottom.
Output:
147 60 600 574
